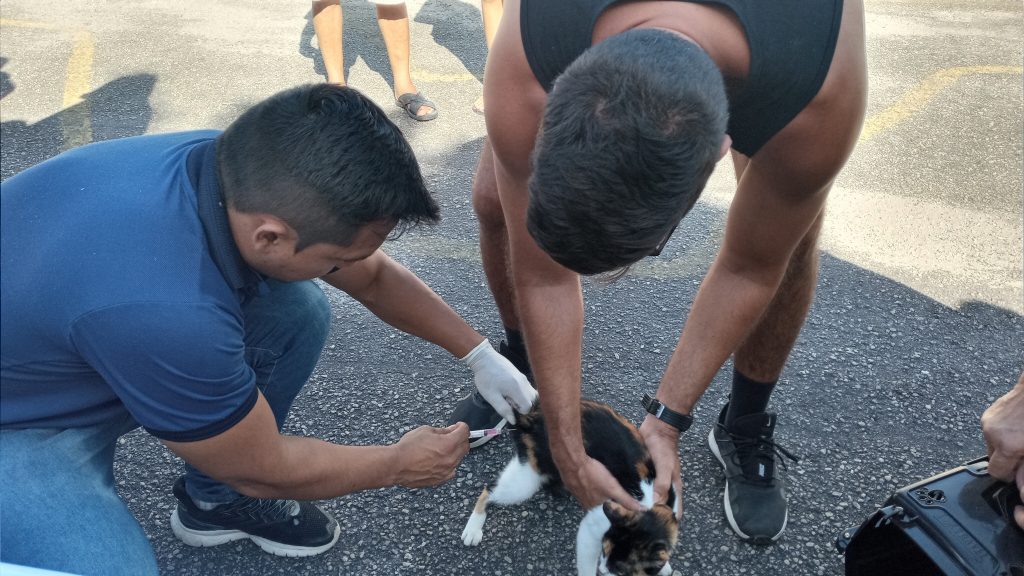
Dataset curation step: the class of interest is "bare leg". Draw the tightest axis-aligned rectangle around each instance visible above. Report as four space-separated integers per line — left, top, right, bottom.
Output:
312 0 345 85
474 0 504 113
473 139 519 331
481 0 504 47
725 150 823 382
733 205 825 382
376 3 435 117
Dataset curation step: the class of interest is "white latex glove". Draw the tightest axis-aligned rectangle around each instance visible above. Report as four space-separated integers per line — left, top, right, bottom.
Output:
461 339 537 422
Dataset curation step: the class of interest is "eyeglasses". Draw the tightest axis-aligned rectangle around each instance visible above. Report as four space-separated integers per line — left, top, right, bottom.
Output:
649 223 679 257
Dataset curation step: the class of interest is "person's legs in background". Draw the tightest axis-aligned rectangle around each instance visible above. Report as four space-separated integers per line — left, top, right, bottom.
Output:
311 0 436 120
0 413 159 576
376 1 437 120
312 0 346 85
474 0 503 114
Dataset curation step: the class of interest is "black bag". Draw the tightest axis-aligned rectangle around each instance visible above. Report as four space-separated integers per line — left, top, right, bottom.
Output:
836 457 1024 576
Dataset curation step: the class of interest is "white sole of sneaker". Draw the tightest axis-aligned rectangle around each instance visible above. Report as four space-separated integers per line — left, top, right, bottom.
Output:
707 427 787 544
170 509 341 557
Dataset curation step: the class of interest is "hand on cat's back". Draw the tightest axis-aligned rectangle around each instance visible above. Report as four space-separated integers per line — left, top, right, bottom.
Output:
392 422 470 488
559 456 645 511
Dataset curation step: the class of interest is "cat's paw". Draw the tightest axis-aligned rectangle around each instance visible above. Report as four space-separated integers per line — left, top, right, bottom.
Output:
461 524 483 546
462 512 486 546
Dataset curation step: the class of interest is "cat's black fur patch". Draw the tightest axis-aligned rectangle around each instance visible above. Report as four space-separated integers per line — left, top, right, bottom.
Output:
510 399 675 513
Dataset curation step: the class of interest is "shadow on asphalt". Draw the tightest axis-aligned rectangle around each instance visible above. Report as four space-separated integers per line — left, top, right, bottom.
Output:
415 0 487 83
0 57 14 100
0 72 155 181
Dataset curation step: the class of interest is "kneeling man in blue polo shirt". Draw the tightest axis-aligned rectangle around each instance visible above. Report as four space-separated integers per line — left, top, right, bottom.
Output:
0 84 535 575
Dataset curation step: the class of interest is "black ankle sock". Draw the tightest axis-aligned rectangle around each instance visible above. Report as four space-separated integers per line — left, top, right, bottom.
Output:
505 328 527 359
503 328 532 377
724 370 777 427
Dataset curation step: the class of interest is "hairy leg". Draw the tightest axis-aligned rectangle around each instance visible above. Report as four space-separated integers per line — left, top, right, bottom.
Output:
473 139 520 331
733 207 825 381
461 457 544 546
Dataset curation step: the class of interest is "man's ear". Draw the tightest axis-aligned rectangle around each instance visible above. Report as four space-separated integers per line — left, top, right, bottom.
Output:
251 216 296 253
718 134 733 160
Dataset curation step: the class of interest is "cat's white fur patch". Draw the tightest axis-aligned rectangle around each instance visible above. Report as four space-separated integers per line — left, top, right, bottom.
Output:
488 458 544 505
639 479 655 508
462 511 486 546
576 505 610 576
640 478 682 519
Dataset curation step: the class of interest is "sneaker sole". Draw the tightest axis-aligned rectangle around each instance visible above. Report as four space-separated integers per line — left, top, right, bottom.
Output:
707 427 787 545
468 417 507 449
170 509 341 557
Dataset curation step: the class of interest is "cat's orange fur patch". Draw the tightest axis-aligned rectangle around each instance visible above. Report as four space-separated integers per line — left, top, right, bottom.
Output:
474 487 490 514
520 433 541 471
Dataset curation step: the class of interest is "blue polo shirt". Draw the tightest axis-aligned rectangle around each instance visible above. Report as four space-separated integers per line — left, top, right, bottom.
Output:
1 131 265 442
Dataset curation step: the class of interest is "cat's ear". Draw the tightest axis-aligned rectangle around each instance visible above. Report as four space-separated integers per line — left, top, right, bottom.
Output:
602 501 636 526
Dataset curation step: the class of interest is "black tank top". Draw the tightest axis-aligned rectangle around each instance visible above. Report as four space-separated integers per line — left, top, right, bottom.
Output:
520 0 844 156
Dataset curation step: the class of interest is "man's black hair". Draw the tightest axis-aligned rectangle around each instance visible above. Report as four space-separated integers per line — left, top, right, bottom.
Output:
526 29 729 275
217 83 439 250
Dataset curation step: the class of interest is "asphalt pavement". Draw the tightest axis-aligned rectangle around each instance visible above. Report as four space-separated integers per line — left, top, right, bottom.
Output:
1 0 1022 574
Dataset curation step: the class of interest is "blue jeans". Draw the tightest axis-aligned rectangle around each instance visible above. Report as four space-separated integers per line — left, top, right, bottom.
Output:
0 280 330 575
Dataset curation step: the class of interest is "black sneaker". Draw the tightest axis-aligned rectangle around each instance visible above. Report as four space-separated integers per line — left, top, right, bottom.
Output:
170 477 340 557
707 404 799 545
446 341 531 448
447 390 507 448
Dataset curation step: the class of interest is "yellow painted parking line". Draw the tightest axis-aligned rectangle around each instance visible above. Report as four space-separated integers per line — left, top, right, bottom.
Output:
0 18 94 150
60 30 94 150
860 65 1023 142
0 18 61 30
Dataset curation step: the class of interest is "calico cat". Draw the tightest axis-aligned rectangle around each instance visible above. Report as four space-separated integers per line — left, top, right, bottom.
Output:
461 399 680 576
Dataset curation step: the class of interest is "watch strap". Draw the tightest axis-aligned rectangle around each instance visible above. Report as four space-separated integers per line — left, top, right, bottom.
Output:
642 393 693 433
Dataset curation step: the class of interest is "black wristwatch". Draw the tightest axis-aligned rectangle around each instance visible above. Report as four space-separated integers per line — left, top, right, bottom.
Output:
642 393 693 433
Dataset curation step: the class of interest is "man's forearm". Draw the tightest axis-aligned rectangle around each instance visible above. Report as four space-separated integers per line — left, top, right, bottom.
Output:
230 436 402 500
517 277 587 460
327 252 483 358
657 258 783 414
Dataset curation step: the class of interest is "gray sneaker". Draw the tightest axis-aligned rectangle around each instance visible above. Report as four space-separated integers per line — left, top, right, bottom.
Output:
708 405 799 545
